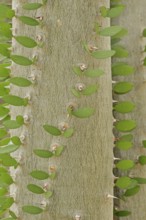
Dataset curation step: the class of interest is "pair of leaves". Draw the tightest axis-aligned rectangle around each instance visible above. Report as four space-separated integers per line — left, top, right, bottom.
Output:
72 66 104 77
71 84 98 98
100 5 125 18
43 125 74 138
3 115 24 129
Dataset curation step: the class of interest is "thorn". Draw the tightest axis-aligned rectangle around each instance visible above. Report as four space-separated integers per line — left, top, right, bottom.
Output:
113 157 121 161
75 215 81 220
79 63 88 71
107 194 118 199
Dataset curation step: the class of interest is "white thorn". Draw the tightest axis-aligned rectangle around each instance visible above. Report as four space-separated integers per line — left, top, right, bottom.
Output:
75 214 81 220
107 194 118 199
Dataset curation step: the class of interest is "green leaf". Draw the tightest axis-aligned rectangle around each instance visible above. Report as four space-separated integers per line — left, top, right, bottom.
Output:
0 128 7 139
124 185 140 197
0 145 19 154
22 205 43 215
27 184 44 194
54 146 64 157
44 191 53 198
30 170 49 180
0 172 13 185
0 4 15 19
99 26 122 37
113 82 133 94
0 138 10 146
33 149 53 158
72 107 95 118
116 160 135 170
133 177 146 184
0 197 14 210
143 29 146 37
22 3 43 10
0 106 9 117
72 66 83 76
112 45 129 58
115 120 136 132
9 210 17 219
0 67 10 77
0 44 10 57
114 210 131 217
11 136 21 146
43 124 61 136
0 154 18 167
92 50 115 59
142 140 146 148
82 84 98 96
112 63 135 76
71 88 81 98
14 36 37 48
99 6 108 17
120 134 133 141
115 176 132 189
16 115 24 125
0 187 7 196
9 77 32 87
112 28 128 39
11 55 33 66
3 120 22 129
114 101 135 113
84 69 104 77
62 128 74 138
115 140 133 150
2 95 27 106
19 16 39 26
139 155 146 165
107 5 125 18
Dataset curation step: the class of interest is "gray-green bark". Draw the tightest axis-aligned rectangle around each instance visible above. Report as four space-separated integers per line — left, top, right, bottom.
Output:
10 0 113 219
113 1 146 219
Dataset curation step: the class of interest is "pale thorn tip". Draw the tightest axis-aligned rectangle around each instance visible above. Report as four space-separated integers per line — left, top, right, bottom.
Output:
107 194 118 199
75 214 81 220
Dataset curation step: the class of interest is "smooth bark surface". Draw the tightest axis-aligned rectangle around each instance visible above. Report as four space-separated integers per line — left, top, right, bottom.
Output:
11 0 113 219
113 1 146 219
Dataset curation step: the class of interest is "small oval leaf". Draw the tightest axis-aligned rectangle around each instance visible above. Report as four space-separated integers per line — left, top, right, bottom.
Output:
114 101 135 113
107 5 125 18
115 140 133 151
84 69 104 77
100 26 122 37
115 177 132 189
72 107 95 118
124 185 140 197
112 63 135 76
113 82 133 94
2 95 26 106
114 210 131 217
14 36 37 48
11 55 33 66
116 160 135 171
22 205 43 215
22 3 43 10
43 124 61 136
82 85 98 96
92 50 115 59
138 155 146 165
115 120 136 132
62 128 74 138
33 149 53 158
27 184 44 194
30 170 49 180
9 77 32 87
0 145 19 154
19 16 39 26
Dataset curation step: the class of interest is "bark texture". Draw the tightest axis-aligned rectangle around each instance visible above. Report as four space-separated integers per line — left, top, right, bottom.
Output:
11 0 113 219
113 1 146 219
